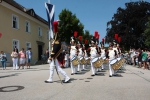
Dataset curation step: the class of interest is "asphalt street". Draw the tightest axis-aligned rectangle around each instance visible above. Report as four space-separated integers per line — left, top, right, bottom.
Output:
0 63 150 100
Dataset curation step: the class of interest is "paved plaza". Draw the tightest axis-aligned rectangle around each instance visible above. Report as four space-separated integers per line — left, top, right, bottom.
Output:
0 64 150 100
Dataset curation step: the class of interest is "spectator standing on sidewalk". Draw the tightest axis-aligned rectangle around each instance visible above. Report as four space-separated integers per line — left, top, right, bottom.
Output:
26 48 32 69
11 48 19 70
0 51 7 70
147 49 150 69
137 48 142 68
129 48 136 65
19 48 26 69
142 48 148 70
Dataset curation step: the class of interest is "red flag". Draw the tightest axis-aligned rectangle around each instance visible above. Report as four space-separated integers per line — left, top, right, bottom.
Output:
53 21 58 33
118 37 121 43
74 31 78 38
115 33 118 40
0 33 2 38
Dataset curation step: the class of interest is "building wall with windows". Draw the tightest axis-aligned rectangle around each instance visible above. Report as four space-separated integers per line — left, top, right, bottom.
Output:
0 0 50 65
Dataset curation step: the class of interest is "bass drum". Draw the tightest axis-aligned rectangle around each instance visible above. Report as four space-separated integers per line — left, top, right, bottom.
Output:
91 57 100 68
71 56 79 66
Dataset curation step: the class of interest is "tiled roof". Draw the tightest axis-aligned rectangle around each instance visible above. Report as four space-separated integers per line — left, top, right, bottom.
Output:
3 0 48 25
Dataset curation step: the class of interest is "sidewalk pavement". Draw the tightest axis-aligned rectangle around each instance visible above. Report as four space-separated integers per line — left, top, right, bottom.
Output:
0 63 150 100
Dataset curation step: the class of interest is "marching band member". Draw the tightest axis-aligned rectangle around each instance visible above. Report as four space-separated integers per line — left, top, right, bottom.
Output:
107 44 117 77
82 44 88 70
100 43 106 70
95 40 101 72
117 44 122 58
88 37 98 76
70 36 78 75
113 42 119 58
77 41 84 72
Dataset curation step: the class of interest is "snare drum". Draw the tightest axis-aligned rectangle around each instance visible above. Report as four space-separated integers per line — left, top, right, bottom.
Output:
117 58 121 61
98 57 103 67
71 56 79 66
80 57 86 65
91 58 100 68
110 59 120 70
110 59 118 65
85 58 90 65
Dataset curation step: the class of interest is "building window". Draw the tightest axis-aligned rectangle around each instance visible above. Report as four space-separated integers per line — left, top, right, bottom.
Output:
38 26 42 36
26 42 31 50
12 15 19 29
30 10 34 16
12 39 19 51
25 20 30 33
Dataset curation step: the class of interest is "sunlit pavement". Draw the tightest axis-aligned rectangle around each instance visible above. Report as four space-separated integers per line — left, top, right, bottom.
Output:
0 63 150 100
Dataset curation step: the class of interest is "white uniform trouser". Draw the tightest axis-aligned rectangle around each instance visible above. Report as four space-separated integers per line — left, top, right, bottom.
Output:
101 56 106 70
77 56 82 71
78 64 85 71
71 62 77 73
64 60 69 67
47 59 69 81
109 60 115 76
91 57 98 75
12 58 18 69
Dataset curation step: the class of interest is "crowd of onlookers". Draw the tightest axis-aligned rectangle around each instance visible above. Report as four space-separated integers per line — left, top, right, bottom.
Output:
125 48 150 70
0 48 32 70
1 47 150 70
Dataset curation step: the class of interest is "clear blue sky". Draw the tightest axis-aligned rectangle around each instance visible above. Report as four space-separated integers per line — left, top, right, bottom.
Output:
15 0 150 42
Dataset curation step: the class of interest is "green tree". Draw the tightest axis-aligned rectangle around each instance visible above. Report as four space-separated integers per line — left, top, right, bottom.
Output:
58 9 84 44
144 17 150 47
106 1 150 50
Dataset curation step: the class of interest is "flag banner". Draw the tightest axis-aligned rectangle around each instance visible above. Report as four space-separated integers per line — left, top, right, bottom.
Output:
45 3 55 39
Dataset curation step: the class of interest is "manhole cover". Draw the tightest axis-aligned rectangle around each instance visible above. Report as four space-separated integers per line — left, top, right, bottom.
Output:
0 86 24 92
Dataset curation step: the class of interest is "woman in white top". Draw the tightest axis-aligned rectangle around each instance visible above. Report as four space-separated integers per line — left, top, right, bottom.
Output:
11 48 19 70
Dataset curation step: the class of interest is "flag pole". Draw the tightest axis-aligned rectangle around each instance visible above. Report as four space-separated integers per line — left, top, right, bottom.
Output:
48 0 51 56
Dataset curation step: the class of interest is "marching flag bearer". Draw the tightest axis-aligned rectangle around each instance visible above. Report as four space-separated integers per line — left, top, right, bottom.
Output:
45 21 70 83
70 36 78 75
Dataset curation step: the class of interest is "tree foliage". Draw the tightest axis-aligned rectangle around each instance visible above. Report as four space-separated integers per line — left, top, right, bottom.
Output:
106 1 150 50
58 9 84 44
144 17 150 47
